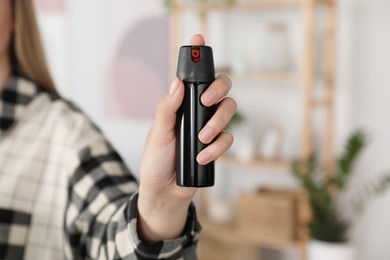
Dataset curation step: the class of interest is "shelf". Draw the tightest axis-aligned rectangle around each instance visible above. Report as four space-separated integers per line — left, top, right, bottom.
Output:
171 0 336 258
172 0 335 12
173 1 300 11
218 155 291 171
223 71 298 83
199 215 301 250
317 0 335 5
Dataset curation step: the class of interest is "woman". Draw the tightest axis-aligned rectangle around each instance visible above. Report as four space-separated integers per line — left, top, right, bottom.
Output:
0 0 236 259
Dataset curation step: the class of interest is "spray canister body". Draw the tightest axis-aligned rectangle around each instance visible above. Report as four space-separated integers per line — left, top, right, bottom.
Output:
176 45 216 187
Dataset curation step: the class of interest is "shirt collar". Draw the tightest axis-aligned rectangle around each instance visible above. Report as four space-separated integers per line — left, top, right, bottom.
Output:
0 70 43 134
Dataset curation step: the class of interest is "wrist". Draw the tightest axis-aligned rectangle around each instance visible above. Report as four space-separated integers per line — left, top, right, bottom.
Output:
138 184 193 211
138 190 190 217
137 189 191 242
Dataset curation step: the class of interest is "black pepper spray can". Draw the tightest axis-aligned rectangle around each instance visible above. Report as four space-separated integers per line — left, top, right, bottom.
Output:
176 45 216 187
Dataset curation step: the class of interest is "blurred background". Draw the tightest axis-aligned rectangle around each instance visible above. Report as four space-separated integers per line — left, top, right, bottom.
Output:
33 0 390 259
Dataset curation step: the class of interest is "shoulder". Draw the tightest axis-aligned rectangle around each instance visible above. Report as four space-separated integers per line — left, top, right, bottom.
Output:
18 76 105 149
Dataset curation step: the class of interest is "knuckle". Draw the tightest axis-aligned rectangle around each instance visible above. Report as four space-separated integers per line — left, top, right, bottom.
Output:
227 132 234 145
213 113 228 128
156 96 167 114
157 98 164 111
223 97 237 111
219 74 232 89
223 132 234 151
231 98 238 110
213 74 232 94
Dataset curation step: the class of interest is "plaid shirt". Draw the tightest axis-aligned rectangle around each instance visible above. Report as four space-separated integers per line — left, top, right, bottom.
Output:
0 70 200 260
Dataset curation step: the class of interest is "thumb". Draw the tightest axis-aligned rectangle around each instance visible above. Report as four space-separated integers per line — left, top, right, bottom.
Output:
152 34 204 132
151 78 184 138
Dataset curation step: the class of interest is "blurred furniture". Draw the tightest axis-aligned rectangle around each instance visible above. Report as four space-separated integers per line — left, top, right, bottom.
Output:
169 0 337 259
236 189 311 242
198 188 311 260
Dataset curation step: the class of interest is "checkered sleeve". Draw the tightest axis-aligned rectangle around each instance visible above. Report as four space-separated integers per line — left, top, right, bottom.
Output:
65 134 201 259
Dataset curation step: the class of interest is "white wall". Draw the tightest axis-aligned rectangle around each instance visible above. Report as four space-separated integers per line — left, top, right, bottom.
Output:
37 0 167 177
36 0 390 259
342 0 390 259
65 0 152 177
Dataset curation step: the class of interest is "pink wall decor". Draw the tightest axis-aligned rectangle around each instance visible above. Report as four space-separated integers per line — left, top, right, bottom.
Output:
103 16 169 119
33 0 66 12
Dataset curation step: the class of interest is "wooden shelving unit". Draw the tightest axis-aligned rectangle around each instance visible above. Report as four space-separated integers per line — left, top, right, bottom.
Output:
169 0 337 259
171 0 334 13
219 155 291 171
172 1 301 11
224 71 299 83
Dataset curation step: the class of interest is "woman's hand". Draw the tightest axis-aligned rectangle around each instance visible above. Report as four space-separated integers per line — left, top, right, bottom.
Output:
137 34 237 242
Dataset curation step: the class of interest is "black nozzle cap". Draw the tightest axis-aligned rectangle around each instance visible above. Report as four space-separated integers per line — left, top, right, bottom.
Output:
176 45 215 82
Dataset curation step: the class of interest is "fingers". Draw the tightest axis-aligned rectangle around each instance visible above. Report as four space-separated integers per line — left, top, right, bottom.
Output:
197 131 234 165
195 60 235 165
152 79 184 133
201 74 232 107
199 97 237 144
189 34 205 45
148 34 206 142
188 35 233 108
150 33 205 135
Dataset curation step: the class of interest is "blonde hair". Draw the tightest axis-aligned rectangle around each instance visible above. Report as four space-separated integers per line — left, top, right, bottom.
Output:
12 0 56 92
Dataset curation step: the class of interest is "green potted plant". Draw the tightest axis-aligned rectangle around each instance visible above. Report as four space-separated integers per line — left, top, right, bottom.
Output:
292 130 390 260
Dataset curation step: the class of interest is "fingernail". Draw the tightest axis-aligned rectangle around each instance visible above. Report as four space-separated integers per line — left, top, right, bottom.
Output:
169 78 179 96
197 152 212 165
191 34 201 41
199 127 214 143
203 89 216 104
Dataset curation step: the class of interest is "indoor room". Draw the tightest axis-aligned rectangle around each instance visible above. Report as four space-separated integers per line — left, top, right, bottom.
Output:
1 0 390 259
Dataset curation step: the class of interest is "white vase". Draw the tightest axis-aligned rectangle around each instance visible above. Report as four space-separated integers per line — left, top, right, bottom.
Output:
207 197 234 225
309 240 356 260
230 124 255 161
263 22 291 71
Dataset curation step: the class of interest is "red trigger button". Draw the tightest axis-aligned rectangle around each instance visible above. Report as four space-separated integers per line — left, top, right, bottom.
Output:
191 48 200 63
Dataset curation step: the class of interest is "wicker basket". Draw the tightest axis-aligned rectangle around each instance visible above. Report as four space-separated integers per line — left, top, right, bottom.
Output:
236 188 311 242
